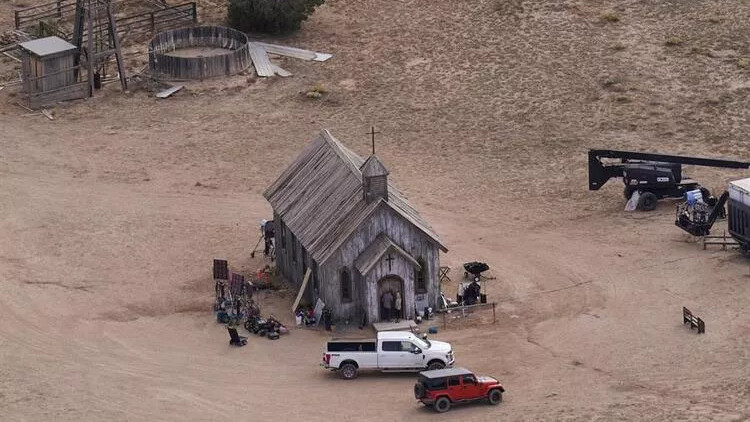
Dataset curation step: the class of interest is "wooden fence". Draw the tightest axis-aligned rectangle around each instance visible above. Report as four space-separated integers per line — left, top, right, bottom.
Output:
148 26 251 80
14 0 78 29
14 0 197 45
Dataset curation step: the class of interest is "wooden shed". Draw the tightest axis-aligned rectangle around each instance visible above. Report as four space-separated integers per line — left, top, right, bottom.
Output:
19 36 88 108
20 36 77 92
264 130 448 325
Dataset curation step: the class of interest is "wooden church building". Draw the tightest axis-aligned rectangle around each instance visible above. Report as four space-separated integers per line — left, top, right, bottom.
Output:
263 130 448 324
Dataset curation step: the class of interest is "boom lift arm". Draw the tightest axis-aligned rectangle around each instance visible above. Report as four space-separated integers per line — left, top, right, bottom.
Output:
588 149 750 191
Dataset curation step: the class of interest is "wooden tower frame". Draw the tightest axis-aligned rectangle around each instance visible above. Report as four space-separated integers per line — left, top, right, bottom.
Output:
72 0 127 94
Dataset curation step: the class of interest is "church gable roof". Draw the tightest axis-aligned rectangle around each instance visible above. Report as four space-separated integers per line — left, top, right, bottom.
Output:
263 130 447 263
354 233 421 275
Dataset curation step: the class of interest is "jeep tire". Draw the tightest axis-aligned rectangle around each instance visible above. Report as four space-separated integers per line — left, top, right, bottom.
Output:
434 397 451 413
339 363 358 380
488 389 503 405
414 383 425 399
427 360 445 371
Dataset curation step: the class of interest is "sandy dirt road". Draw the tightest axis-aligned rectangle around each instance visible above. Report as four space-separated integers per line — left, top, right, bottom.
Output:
1 0 749 420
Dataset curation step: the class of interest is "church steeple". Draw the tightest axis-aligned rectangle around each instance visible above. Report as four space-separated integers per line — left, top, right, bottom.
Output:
361 155 389 202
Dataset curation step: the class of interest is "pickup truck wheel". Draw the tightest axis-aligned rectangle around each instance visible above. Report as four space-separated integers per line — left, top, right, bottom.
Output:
427 361 445 371
339 363 358 380
488 389 503 405
434 397 451 413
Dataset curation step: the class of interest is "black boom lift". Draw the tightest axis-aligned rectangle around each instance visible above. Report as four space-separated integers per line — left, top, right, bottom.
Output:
588 149 750 211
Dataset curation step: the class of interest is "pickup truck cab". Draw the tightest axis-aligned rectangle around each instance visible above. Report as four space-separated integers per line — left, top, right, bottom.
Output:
414 367 505 413
321 331 455 379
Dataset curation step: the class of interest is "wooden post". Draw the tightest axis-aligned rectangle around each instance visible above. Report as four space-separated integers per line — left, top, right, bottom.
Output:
106 3 127 91
724 230 728 250
191 2 197 23
492 302 496 324
150 12 155 33
57 0 63 17
14 11 20 29
86 5 95 96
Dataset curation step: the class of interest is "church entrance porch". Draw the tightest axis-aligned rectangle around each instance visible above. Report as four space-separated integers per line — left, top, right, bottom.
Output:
377 276 403 322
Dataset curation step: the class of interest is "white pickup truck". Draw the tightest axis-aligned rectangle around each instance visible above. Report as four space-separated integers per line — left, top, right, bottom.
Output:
321 331 455 379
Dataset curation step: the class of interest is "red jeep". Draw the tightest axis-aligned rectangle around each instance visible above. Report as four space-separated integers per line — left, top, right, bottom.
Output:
413 367 505 413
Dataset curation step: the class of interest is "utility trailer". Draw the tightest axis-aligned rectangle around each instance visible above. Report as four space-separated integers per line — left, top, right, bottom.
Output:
675 190 728 237
674 178 750 251
588 149 750 211
727 178 750 253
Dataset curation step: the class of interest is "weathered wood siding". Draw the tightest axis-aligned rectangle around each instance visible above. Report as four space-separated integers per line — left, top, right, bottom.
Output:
317 204 441 324
22 52 76 94
273 213 318 306
148 26 251 80
25 82 88 109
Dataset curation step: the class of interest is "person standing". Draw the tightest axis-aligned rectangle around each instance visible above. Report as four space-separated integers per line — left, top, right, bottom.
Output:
394 291 402 322
382 290 393 321
466 279 480 305
323 307 333 331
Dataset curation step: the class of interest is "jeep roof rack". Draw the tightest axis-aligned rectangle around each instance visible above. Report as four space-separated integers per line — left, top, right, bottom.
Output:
419 367 473 378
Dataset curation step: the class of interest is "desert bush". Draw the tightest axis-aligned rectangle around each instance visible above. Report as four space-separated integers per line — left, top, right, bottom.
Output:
305 83 326 99
228 0 325 34
665 36 684 47
601 12 620 23
603 76 623 87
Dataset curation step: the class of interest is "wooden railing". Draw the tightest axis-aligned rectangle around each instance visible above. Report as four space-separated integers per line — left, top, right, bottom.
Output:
702 230 739 250
435 302 497 330
682 307 705 334
117 2 197 43
15 0 78 29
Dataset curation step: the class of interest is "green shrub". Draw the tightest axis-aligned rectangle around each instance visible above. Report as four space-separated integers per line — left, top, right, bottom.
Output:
228 0 325 34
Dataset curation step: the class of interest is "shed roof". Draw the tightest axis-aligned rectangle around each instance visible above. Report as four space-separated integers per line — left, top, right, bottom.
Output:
354 233 421 275
19 36 76 57
263 130 447 264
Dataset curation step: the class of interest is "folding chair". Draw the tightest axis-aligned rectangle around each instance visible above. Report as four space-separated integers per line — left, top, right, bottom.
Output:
227 326 248 346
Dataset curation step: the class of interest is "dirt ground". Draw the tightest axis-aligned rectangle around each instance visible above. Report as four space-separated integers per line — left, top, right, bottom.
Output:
1 0 749 420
